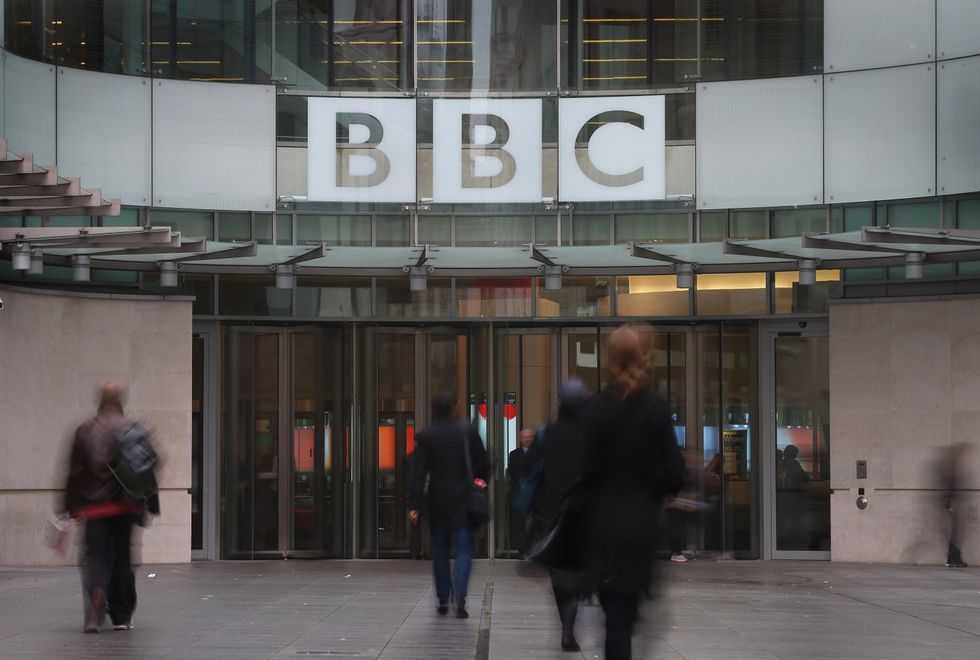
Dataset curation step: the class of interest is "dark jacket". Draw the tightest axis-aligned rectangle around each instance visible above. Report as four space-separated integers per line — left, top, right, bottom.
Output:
526 408 587 526
63 410 128 515
581 386 681 594
507 446 530 496
409 418 489 530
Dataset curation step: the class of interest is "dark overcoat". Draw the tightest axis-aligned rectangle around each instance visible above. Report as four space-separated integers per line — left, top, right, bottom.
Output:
409 418 489 531
581 386 681 594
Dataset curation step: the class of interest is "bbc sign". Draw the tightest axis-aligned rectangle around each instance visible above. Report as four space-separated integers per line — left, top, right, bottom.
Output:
307 96 665 204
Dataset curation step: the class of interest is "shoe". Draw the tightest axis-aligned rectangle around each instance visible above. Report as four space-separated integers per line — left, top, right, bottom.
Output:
437 605 449 616
453 607 469 619
113 617 134 631
83 588 105 633
946 560 968 568
670 553 689 563
561 636 580 652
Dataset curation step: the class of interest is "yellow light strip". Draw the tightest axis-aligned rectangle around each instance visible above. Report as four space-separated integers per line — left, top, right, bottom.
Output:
583 58 647 62
16 20 32 25
336 40 404 45
335 77 400 81
151 41 192 45
417 41 472 45
419 77 455 81
582 18 645 22
190 77 244 81
417 59 474 63
330 60 401 64
332 20 403 24
583 39 646 43
177 60 222 65
417 19 466 24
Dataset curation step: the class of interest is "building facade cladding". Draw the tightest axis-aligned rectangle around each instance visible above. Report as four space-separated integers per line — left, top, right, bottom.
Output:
2 1 980 565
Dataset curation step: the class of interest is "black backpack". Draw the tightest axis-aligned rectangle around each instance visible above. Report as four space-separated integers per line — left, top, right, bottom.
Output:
109 422 159 500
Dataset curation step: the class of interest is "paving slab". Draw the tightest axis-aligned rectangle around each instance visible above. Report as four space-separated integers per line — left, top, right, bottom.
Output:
1 559 978 659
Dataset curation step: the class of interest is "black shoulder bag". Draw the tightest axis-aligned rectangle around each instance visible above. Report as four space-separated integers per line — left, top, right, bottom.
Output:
462 427 489 527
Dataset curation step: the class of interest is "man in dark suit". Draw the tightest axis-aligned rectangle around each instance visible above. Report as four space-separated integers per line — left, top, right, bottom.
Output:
409 392 488 618
507 428 534 557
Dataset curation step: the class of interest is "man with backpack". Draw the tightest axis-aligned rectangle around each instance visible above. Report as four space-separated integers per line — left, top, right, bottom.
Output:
62 381 160 633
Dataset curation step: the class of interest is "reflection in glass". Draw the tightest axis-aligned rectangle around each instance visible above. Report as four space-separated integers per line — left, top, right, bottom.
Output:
774 271 841 314
417 0 557 92
376 334 415 556
149 209 214 240
696 273 767 316
566 331 602 394
219 275 292 316
376 278 452 318
297 215 372 246
616 275 689 317
376 215 411 246
455 216 531 247
275 0 409 91
537 277 611 317
730 210 767 240
571 214 610 245
774 335 830 552
191 336 204 551
772 208 826 238
50 1 147 74
699 210 727 242
218 212 252 242
150 0 271 82
293 277 371 317
457 278 532 317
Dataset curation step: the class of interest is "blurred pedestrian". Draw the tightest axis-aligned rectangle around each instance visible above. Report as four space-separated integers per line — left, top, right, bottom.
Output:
524 379 591 651
508 428 535 557
936 443 973 567
581 325 685 660
61 381 160 633
409 392 488 618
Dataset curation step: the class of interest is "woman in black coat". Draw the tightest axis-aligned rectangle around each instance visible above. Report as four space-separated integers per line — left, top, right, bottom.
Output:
524 378 591 651
580 325 685 660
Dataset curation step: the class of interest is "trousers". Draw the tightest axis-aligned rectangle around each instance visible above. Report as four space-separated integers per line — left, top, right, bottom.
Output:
430 526 473 607
82 514 137 625
598 590 639 660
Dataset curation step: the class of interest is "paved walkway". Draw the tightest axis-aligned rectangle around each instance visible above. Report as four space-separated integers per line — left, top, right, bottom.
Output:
1 559 979 659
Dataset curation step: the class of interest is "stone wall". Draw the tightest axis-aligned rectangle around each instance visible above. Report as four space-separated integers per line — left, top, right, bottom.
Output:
0 285 192 566
830 297 980 563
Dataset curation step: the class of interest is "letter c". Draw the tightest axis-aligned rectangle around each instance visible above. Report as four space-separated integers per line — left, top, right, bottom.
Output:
575 111 644 187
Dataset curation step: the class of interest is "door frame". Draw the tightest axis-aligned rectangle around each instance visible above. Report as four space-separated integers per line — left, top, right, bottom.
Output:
761 319 830 560
192 322 219 560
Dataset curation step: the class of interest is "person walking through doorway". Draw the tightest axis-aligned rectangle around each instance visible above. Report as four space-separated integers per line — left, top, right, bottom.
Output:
409 392 488 618
581 325 686 659
508 428 535 557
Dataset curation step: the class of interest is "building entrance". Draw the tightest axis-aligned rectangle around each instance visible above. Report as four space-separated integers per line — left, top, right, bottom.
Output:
221 326 351 559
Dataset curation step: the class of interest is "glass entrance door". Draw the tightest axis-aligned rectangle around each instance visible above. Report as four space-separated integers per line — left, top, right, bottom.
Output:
222 326 350 559
765 323 830 559
358 327 470 558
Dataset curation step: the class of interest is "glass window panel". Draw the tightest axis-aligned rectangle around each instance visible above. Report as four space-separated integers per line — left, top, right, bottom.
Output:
535 215 558 245
773 270 842 314
615 275 689 316
6 0 47 60
50 0 147 75
887 201 940 228
100 208 141 227
699 211 727 242
536 276 611 317
417 0 557 92
455 216 531 247
92 269 138 284
277 214 293 244
375 216 410 246
375 277 452 317
218 212 252 242
148 209 214 239
276 95 307 142
958 199 980 229
701 0 823 82
219 275 292 316
843 267 886 282
150 0 271 82
730 211 766 240
772 208 826 238
419 216 451 244
293 277 371 317
572 214 610 245
888 263 955 280
564 0 656 91
456 277 531 317
666 92 696 141
843 206 872 232
696 273 767 315
296 215 371 246
615 213 689 244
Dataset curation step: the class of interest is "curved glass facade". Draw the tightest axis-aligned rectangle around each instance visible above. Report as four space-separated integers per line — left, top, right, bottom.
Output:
5 1 822 88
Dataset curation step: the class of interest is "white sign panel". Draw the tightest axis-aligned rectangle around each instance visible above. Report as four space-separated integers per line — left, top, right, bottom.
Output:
432 98 542 203
558 95 666 202
307 97 416 203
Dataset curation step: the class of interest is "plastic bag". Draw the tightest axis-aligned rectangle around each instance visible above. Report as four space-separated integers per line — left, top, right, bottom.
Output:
44 514 74 558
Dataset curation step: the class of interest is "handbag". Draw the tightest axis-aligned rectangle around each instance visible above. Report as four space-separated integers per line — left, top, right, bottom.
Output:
462 427 489 527
44 514 74 558
526 481 587 571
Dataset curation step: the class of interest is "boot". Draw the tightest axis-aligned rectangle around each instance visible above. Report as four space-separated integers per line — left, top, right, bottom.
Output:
558 597 579 652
